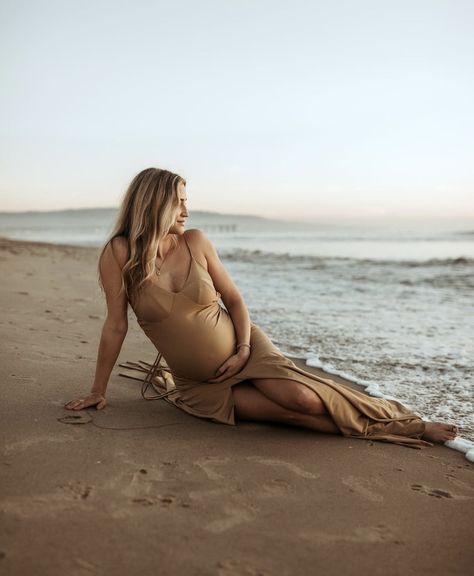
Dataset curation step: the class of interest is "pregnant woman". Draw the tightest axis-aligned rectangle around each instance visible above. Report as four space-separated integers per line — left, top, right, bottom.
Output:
65 167 458 448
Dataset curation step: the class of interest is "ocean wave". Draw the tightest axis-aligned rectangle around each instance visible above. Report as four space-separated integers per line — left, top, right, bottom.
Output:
220 248 474 268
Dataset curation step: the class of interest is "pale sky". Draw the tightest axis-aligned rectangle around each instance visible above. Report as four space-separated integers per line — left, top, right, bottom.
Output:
1 0 473 220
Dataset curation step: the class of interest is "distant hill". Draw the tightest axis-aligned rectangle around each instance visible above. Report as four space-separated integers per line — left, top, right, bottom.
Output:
0 206 322 247
0 207 268 222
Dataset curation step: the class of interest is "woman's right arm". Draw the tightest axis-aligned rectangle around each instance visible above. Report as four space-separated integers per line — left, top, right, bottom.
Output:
64 237 129 410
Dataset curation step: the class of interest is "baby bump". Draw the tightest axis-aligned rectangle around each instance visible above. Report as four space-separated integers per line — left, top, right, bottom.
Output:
143 304 237 382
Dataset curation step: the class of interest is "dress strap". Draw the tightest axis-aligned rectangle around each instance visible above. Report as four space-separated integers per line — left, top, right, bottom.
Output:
182 233 195 261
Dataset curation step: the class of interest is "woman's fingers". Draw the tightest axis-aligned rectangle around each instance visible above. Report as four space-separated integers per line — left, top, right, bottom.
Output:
208 371 228 382
208 373 227 383
208 353 249 383
209 362 231 380
208 367 236 383
96 398 107 410
208 372 229 384
64 398 81 407
216 361 230 374
64 399 83 410
64 395 105 410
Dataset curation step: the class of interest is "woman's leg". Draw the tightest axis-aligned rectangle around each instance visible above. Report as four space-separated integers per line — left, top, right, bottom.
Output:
251 378 458 443
232 382 340 434
250 378 458 442
250 377 328 416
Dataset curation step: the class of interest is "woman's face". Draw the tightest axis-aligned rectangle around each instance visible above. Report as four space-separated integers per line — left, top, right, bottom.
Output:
168 181 188 235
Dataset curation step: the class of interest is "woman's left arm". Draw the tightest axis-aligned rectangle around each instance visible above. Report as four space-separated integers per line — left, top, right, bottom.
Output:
186 229 251 382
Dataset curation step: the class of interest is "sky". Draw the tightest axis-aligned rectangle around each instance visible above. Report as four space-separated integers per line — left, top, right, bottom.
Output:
1 0 473 221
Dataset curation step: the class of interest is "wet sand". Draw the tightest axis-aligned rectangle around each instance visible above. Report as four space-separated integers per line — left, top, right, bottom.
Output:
1 237 473 576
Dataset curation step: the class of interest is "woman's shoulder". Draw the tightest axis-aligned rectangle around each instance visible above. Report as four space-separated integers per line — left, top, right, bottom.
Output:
184 228 218 262
184 228 210 247
184 228 215 253
102 236 129 268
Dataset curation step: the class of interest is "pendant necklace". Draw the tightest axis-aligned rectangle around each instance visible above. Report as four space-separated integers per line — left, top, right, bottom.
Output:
156 241 174 277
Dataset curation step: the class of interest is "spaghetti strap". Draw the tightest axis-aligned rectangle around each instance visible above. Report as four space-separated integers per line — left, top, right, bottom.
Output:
182 233 195 261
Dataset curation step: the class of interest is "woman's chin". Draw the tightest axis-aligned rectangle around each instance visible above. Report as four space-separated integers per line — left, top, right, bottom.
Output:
169 225 186 235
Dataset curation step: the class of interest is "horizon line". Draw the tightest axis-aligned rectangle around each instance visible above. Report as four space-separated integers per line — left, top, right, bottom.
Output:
1 206 474 224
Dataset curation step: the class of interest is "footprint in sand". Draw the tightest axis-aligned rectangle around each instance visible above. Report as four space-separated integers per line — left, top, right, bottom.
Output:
187 486 255 532
1 484 93 519
194 457 231 480
120 467 166 498
444 474 474 492
188 466 258 533
300 523 403 545
341 475 385 503
257 479 292 499
410 484 473 500
131 494 178 507
192 456 319 533
411 484 452 498
59 481 92 500
113 467 192 509
195 456 318 481
246 457 319 479
4 434 76 454
205 505 255 534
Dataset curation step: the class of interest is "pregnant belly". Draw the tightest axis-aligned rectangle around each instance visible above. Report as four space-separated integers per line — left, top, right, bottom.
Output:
142 304 237 382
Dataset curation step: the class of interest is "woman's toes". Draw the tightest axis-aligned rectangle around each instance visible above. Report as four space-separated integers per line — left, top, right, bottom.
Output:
422 422 459 443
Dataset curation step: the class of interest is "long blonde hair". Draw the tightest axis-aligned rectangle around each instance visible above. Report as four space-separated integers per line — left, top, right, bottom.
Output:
100 167 187 299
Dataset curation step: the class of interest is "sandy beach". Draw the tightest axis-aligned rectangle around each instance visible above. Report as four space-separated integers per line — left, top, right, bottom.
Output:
1 237 473 576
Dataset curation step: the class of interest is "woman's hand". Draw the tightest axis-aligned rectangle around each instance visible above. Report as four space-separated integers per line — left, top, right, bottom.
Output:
64 392 107 411
207 348 250 383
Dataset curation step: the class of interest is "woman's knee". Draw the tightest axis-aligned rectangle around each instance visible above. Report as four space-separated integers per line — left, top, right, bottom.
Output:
252 378 326 415
289 385 326 415
232 383 295 422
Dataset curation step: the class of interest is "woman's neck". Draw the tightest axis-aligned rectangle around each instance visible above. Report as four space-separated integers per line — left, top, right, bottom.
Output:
157 234 176 257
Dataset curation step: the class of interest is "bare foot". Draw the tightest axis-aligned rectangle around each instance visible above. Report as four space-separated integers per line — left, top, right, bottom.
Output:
422 422 458 443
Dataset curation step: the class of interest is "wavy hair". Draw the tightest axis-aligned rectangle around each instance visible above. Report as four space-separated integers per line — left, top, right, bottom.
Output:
99 167 186 299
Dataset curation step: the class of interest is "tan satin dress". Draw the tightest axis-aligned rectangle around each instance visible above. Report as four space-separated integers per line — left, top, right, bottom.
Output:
121 236 430 449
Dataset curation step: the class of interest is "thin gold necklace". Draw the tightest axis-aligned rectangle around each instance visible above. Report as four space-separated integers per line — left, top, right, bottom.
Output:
155 240 175 277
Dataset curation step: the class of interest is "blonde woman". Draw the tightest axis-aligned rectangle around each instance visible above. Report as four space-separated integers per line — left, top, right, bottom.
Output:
65 168 458 448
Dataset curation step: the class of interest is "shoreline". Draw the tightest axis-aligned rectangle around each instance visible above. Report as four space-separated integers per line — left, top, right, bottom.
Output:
1 237 473 575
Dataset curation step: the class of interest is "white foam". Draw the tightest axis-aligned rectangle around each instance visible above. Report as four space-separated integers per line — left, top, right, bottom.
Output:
364 384 385 398
305 356 375 389
305 355 324 370
444 437 474 454
304 356 406 402
465 449 474 463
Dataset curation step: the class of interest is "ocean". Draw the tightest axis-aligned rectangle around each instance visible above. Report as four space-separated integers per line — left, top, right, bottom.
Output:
1 208 473 439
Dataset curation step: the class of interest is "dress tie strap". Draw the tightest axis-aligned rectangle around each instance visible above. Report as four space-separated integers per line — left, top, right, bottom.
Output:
119 353 175 400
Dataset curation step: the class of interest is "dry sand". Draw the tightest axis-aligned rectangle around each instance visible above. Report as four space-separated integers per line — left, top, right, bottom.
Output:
1 237 473 576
